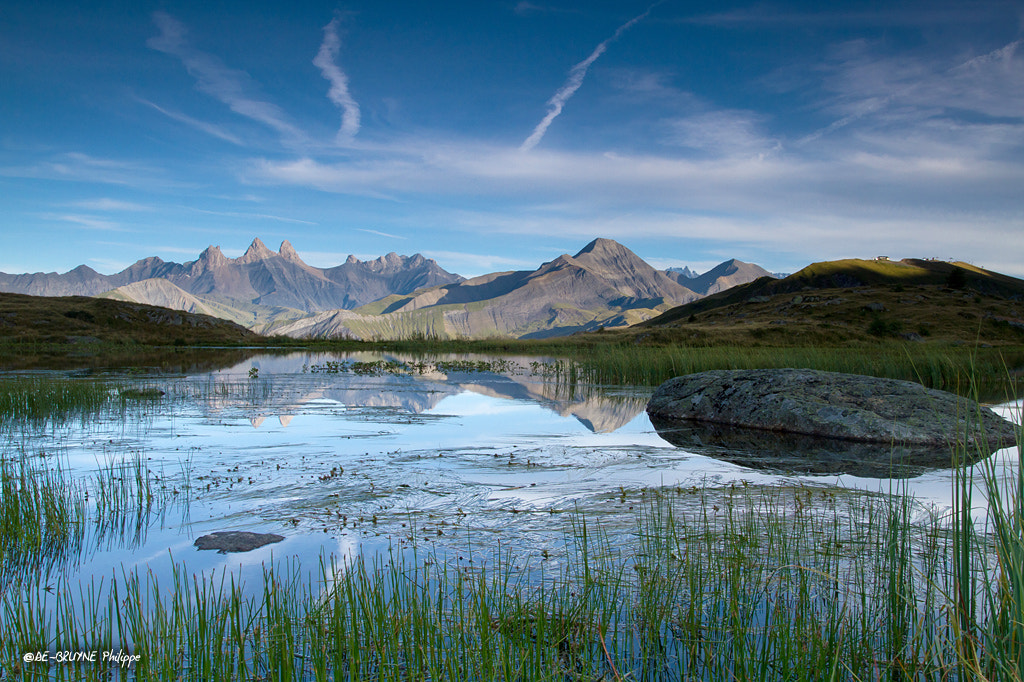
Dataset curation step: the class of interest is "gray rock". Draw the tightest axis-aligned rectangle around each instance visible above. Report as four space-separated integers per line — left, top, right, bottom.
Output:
194 531 285 554
646 369 1017 450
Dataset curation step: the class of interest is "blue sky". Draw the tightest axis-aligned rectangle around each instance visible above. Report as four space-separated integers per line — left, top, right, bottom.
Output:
2 0 1022 278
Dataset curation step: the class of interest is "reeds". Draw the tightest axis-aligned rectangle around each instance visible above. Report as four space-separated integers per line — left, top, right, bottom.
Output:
2 368 1022 680
0 377 116 427
555 344 1021 399
0 448 182 594
2 444 1022 681
950 378 1024 680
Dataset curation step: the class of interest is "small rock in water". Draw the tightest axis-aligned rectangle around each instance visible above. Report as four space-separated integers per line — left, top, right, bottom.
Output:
194 531 285 554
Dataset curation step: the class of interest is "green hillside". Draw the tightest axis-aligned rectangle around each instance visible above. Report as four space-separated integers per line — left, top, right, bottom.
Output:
628 258 1024 346
0 292 260 347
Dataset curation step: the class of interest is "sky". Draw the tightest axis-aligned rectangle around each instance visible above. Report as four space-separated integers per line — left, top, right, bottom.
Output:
1 0 1022 279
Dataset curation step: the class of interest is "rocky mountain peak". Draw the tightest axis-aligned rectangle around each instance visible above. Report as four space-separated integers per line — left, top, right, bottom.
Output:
196 245 228 269
237 238 276 264
574 237 627 258
667 266 699 279
279 240 305 265
368 252 404 271
571 238 650 273
345 255 359 265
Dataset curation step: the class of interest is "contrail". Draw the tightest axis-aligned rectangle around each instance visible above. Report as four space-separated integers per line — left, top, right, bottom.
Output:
521 5 658 151
314 16 361 143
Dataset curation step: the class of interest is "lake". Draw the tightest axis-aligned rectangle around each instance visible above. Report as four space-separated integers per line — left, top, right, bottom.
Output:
2 349 1021 679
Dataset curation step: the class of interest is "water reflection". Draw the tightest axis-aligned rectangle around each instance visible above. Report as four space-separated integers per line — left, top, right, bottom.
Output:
209 352 649 434
2 352 1019 595
649 413 980 478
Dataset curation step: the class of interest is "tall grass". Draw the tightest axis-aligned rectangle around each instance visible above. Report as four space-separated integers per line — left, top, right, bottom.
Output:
0 377 116 426
950 379 1023 680
550 344 1023 398
2 432 1022 681
0 455 87 582
0 448 183 594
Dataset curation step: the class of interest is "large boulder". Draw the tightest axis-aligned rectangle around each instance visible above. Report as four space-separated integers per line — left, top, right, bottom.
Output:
647 369 1017 451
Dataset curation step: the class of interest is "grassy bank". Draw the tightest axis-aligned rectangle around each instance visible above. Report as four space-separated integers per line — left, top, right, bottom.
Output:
555 344 1024 399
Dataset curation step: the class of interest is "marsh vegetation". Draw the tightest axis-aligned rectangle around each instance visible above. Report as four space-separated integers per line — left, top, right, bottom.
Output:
0 350 1020 680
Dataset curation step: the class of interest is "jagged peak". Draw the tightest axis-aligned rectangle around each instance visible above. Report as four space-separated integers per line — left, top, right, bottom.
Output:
198 245 226 263
279 240 306 265
367 252 404 270
345 255 359 265
237 237 276 264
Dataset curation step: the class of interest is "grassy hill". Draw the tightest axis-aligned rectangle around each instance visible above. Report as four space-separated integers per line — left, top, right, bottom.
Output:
0 292 260 347
621 258 1024 347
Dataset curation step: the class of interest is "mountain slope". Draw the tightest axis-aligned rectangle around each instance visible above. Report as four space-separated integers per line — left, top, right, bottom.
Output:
630 257 1024 346
667 259 775 295
99 279 310 328
271 239 703 339
645 257 1024 327
0 292 258 345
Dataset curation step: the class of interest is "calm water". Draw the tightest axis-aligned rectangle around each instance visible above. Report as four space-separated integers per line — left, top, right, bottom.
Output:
4 351 1021 587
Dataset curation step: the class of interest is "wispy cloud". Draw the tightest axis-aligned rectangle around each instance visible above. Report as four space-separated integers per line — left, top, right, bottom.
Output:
514 2 582 16
0 152 175 188
314 16 360 143
422 250 538 276
357 228 404 239
189 208 318 225
42 213 127 231
137 97 244 145
147 12 305 145
802 39 1024 147
665 110 782 158
71 198 153 211
521 4 659 151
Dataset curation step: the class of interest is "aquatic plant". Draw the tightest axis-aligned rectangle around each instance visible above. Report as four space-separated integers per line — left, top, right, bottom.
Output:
1 358 1021 680
0 447 187 595
2 438 1022 681
0 377 116 426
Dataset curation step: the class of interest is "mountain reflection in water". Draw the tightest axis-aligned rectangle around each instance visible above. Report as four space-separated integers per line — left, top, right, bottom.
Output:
225 352 649 434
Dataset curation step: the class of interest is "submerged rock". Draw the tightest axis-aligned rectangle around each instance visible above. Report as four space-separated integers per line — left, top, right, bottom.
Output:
647 369 1017 452
194 531 284 554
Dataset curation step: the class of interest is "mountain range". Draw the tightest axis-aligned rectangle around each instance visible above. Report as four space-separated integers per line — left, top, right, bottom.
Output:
0 238 774 339
0 238 461 315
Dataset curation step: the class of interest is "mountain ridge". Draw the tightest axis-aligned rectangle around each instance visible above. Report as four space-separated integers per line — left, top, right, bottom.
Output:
0 239 463 313
1 237 778 340
270 239 709 339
